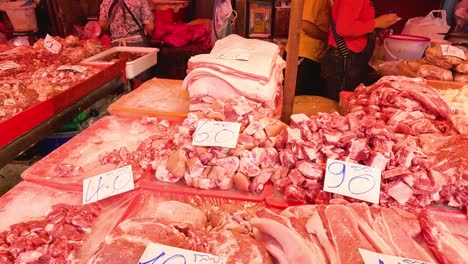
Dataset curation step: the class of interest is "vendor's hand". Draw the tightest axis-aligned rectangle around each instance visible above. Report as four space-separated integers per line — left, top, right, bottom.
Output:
375 13 401 29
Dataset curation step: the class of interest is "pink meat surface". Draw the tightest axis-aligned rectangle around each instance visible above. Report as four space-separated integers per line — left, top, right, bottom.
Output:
419 210 468 264
324 205 376 264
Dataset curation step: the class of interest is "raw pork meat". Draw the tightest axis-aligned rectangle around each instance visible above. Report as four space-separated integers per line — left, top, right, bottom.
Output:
252 200 458 264
454 73 468 82
183 34 285 114
455 61 468 74
425 45 463 69
171 96 287 192
193 229 274 264
89 218 190 264
419 209 468 264
90 190 273 264
417 65 453 81
0 203 101 263
273 76 465 213
22 116 179 189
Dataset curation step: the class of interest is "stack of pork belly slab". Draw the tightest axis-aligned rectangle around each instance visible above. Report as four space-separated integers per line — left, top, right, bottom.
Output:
183 34 285 116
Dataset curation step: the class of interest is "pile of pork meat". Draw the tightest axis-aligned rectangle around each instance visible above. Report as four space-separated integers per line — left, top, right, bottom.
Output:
0 36 105 122
271 76 467 213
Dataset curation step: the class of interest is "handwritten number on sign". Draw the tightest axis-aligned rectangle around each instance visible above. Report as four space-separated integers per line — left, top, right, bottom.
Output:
112 171 132 192
327 162 346 188
45 41 54 49
192 120 240 148
141 252 166 264
139 252 187 264
348 174 375 195
84 176 104 202
193 120 209 143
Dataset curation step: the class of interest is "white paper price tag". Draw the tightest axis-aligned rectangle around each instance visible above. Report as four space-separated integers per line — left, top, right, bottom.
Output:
440 44 466 60
359 249 431 264
57 65 87 73
0 47 20 56
44 34 62 54
323 159 381 204
192 120 241 148
138 243 227 264
0 60 20 70
82 165 134 204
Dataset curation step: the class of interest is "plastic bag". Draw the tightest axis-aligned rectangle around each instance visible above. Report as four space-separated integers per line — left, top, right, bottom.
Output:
401 10 451 42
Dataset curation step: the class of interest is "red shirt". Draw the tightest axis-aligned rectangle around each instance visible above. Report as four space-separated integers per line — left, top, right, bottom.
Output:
328 0 375 53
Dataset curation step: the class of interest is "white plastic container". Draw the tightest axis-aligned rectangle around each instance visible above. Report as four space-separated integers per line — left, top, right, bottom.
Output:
384 34 430 61
2 1 38 32
81 46 159 79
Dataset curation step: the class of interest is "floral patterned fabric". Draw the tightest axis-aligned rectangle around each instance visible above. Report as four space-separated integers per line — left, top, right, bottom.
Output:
100 0 154 40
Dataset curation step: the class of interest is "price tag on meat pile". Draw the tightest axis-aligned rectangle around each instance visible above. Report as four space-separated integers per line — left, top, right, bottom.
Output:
44 34 62 54
323 159 381 204
57 65 87 73
138 243 227 264
0 61 20 70
440 44 466 60
359 248 430 264
192 120 241 148
82 165 134 204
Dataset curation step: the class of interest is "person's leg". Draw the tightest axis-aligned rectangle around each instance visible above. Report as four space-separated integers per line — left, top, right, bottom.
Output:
344 53 369 92
295 57 309 96
321 48 344 101
296 58 323 96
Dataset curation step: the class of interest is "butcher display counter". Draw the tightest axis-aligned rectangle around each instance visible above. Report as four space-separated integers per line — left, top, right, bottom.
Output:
0 60 126 169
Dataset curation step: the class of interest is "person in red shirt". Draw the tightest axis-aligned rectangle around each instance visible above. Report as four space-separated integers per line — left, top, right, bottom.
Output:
320 0 400 101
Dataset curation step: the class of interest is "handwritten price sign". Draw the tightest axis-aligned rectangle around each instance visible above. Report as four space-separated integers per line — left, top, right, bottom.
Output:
0 61 20 71
82 165 134 204
139 243 227 264
192 120 241 148
440 44 466 60
216 52 249 61
57 65 87 73
44 34 62 54
359 249 430 264
323 159 381 204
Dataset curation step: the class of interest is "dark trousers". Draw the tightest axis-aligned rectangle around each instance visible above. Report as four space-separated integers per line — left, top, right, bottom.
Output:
296 57 326 96
283 52 325 97
321 46 370 101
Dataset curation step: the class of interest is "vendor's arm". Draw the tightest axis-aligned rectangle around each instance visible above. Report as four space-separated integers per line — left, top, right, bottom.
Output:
141 0 155 37
334 0 374 37
302 0 330 41
144 20 155 38
302 20 328 41
99 0 111 33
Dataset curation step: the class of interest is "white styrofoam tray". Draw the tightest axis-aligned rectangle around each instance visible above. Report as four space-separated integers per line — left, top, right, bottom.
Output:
81 46 159 79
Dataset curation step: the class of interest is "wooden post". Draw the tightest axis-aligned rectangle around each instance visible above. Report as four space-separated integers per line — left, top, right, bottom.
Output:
281 0 303 124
